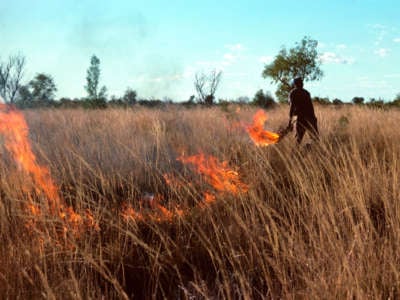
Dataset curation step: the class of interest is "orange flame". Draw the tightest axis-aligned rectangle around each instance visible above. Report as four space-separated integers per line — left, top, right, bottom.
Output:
177 153 248 195
204 192 216 204
121 200 182 223
0 101 254 228
0 104 99 237
246 110 279 146
121 203 144 222
0 104 61 210
154 204 174 221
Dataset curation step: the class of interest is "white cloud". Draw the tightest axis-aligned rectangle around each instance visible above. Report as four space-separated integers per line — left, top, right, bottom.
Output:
225 43 244 51
223 53 236 61
194 43 245 72
368 23 388 46
320 52 354 64
393 37 400 43
374 48 390 57
371 23 386 30
384 73 400 78
259 55 274 64
222 43 246 65
336 44 347 50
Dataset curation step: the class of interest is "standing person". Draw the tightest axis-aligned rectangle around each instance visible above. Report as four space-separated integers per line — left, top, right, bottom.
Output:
287 77 319 144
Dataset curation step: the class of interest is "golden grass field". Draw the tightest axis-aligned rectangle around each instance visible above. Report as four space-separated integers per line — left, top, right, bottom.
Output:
0 104 399 299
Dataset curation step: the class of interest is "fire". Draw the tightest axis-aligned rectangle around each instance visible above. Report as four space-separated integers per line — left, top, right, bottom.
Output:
0 100 253 229
246 110 280 146
121 201 181 223
121 203 144 222
203 192 216 204
0 103 99 238
154 204 174 221
0 104 61 210
177 153 248 195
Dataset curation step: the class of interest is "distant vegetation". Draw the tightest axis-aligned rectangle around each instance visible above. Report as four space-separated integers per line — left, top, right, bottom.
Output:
1 42 400 109
262 36 323 103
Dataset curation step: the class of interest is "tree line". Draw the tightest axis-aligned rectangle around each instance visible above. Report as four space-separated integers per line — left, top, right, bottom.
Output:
1 37 400 109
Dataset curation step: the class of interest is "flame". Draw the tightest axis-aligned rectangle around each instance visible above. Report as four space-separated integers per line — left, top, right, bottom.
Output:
177 153 248 195
27 203 41 216
121 201 181 223
121 203 144 222
203 192 216 204
155 204 174 221
246 110 280 146
0 101 253 229
0 104 61 210
0 104 99 238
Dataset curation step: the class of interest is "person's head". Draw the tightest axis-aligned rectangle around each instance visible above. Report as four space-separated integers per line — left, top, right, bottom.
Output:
293 77 303 88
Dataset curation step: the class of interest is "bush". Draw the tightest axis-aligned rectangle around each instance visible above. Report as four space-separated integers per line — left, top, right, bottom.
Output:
252 89 276 108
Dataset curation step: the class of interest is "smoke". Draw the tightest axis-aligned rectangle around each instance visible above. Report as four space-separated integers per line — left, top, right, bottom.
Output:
134 53 185 99
69 12 187 100
70 13 148 54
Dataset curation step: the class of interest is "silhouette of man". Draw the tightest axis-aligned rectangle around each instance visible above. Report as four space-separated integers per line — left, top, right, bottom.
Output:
288 77 319 144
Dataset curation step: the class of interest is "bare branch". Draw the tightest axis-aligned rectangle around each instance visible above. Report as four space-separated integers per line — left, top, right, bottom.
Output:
194 72 207 102
194 69 222 105
0 54 26 103
209 69 222 96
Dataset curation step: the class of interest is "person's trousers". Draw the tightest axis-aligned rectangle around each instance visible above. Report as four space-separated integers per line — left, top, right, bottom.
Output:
296 117 319 144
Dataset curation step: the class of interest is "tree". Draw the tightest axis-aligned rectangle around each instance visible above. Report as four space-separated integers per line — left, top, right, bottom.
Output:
15 73 57 108
312 96 330 105
122 88 137 105
29 73 57 102
236 96 250 103
332 98 343 105
15 85 33 108
0 54 26 103
367 98 384 109
352 96 364 105
262 37 323 103
194 69 222 105
85 55 107 107
252 89 276 108
390 93 400 107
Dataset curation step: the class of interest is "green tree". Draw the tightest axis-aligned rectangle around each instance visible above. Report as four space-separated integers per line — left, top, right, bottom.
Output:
29 73 57 102
392 93 400 105
15 85 33 108
122 88 137 105
85 55 107 107
312 96 330 105
262 36 323 103
15 73 56 108
352 96 364 105
252 89 276 108
332 98 343 105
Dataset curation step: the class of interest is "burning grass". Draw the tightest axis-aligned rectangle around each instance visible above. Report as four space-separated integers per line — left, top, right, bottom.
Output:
0 104 399 298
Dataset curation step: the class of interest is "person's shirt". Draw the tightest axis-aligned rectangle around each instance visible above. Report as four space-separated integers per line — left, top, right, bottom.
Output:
289 88 316 120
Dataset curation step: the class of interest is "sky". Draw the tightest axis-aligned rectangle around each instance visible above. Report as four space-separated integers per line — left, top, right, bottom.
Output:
1 0 399 102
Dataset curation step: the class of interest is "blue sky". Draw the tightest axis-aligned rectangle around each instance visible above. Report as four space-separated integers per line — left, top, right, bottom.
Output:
1 0 399 101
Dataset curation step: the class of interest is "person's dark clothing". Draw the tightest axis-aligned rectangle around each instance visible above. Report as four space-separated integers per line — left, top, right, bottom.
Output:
289 87 319 144
295 118 318 144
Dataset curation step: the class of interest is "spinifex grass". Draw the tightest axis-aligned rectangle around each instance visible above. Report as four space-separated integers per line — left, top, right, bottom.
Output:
0 104 399 299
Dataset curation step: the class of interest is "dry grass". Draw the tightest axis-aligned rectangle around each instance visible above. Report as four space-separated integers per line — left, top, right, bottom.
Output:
0 104 399 299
